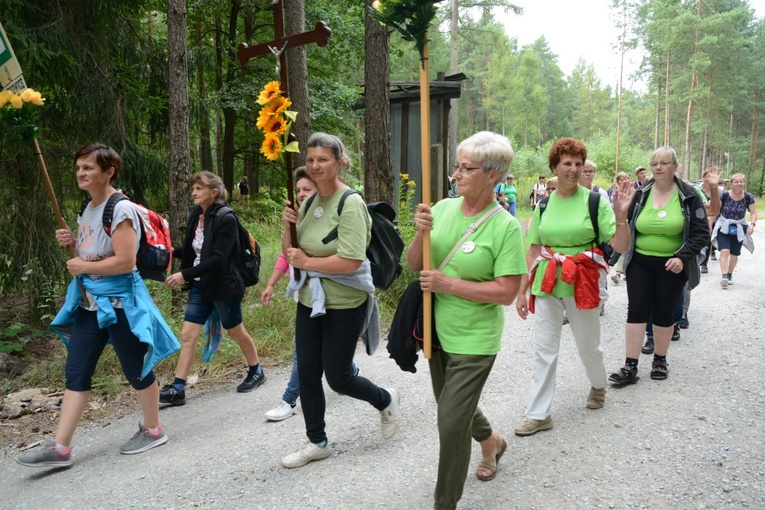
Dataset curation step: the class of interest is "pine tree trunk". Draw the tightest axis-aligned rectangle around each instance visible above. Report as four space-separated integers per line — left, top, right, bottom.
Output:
197 20 213 172
364 0 393 204
167 0 192 249
285 0 310 168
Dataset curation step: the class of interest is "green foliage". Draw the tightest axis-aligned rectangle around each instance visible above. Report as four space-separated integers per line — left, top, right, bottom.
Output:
369 0 447 61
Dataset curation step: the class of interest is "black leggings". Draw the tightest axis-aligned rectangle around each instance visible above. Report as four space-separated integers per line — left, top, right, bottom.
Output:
625 251 687 327
295 300 389 444
65 307 156 391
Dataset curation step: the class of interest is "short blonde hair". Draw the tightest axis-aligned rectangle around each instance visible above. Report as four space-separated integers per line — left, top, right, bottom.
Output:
457 131 515 185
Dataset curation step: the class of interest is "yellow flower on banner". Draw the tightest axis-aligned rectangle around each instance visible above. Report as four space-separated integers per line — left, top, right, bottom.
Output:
270 95 292 115
0 87 46 140
256 105 276 129
255 81 299 162
20 88 35 102
263 114 287 136
0 90 11 107
257 81 281 105
261 134 283 161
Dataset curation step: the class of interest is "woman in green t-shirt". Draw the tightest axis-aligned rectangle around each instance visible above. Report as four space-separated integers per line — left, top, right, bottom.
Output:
279 133 400 469
515 138 633 437
609 147 709 384
408 131 526 509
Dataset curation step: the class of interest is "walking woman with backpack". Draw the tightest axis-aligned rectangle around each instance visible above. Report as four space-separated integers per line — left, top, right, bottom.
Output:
162 171 265 406
18 143 179 467
515 138 633 436
279 133 400 469
609 147 709 384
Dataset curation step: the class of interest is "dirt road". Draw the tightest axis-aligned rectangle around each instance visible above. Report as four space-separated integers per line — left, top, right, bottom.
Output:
2 229 764 509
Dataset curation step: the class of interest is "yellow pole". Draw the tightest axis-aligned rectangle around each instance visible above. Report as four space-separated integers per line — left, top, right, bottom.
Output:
420 37 432 359
34 138 89 306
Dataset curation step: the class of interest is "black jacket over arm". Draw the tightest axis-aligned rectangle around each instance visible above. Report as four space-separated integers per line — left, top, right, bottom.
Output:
176 203 243 302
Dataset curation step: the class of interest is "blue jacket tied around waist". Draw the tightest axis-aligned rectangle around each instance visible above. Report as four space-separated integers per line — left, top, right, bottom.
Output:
50 273 180 379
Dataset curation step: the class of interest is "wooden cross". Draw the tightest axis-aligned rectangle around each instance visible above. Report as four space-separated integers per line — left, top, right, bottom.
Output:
237 1 330 274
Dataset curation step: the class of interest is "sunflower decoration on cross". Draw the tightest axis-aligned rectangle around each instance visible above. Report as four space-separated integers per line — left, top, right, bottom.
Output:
369 0 445 66
256 81 299 161
0 87 45 141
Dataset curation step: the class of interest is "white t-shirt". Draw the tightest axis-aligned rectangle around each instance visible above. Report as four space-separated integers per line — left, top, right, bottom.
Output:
77 197 141 310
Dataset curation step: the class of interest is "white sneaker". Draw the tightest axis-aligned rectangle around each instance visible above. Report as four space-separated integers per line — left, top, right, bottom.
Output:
721 275 729 288
380 388 402 439
281 441 331 468
265 401 297 421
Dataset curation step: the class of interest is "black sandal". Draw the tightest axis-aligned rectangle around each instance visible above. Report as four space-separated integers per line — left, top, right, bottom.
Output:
650 360 669 380
609 365 639 386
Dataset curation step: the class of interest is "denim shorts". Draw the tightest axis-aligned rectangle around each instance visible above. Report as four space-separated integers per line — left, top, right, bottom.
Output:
184 282 244 329
716 232 743 256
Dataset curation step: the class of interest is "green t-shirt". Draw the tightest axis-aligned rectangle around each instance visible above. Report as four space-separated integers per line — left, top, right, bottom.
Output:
635 191 683 256
430 197 527 355
527 186 616 297
505 183 517 203
297 189 371 309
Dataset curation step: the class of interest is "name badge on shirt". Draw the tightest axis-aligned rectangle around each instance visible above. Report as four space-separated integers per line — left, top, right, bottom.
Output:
314 207 324 219
462 241 476 254
657 211 667 219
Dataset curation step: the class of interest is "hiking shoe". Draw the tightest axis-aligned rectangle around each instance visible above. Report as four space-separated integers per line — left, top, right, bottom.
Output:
720 275 729 288
610 273 620 285
641 336 654 354
586 387 606 409
678 314 689 329
671 324 680 341
562 313 569 325
237 370 266 393
159 384 186 406
119 423 168 455
515 416 553 436
700 264 708 274
16 441 72 468
380 388 402 439
281 441 331 468
265 400 297 421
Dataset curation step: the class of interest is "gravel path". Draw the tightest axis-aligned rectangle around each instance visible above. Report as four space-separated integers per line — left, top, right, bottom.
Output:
2 228 764 509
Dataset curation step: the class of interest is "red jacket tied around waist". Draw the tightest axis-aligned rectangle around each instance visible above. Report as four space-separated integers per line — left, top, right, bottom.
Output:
528 246 608 313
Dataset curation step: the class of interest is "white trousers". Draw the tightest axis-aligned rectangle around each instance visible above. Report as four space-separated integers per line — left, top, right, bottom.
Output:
524 294 607 420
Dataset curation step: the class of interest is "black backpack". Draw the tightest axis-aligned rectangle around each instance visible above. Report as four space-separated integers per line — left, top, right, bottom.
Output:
213 207 261 287
538 189 615 262
304 189 404 290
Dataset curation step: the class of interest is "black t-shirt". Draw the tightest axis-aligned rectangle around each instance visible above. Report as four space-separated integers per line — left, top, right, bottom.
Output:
238 180 249 194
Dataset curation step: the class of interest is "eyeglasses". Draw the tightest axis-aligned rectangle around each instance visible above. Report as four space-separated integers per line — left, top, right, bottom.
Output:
451 163 483 176
649 161 674 168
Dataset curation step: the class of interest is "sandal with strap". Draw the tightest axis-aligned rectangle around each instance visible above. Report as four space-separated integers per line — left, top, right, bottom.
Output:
609 365 639 386
650 360 669 380
476 436 507 481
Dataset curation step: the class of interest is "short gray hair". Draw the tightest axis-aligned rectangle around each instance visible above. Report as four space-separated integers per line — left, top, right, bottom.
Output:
307 132 351 178
457 131 515 185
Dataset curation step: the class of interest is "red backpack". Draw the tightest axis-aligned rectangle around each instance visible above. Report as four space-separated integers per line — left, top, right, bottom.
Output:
80 193 173 281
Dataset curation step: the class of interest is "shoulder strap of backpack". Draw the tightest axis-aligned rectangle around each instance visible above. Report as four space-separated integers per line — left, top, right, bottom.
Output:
537 196 550 220
102 193 129 236
321 189 362 244
588 190 600 245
